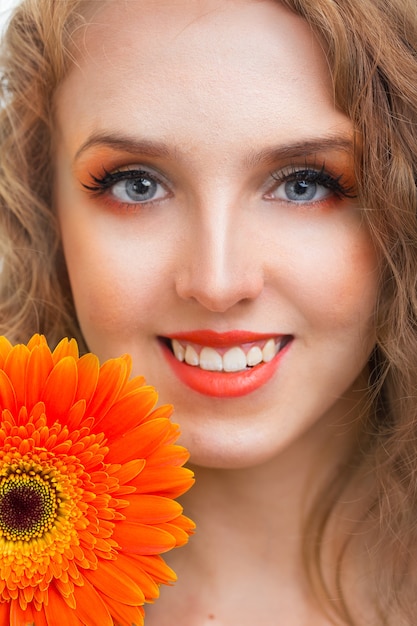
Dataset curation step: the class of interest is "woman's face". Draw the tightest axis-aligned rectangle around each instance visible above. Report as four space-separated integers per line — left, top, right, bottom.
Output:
55 0 379 468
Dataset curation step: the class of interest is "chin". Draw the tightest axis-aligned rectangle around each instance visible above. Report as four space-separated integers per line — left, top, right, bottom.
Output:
179 424 287 470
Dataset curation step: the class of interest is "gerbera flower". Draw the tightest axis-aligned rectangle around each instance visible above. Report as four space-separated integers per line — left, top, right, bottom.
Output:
0 334 195 625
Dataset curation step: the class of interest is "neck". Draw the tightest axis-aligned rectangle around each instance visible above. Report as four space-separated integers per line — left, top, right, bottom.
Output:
182 419 353 569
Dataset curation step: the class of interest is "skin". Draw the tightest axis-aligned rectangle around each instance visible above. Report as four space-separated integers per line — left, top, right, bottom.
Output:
54 0 380 622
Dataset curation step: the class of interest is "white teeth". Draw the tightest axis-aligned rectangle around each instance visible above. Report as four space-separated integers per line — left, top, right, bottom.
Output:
172 339 185 362
223 347 247 372
247 345 263 366
171 337 284 372
262 338 277 362
200 347 223 371
185 344 199 366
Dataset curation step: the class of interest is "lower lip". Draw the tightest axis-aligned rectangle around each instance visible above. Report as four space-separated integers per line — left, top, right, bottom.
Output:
160 340 292 398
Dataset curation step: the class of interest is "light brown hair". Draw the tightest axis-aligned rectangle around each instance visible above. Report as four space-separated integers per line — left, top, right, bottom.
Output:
278 1 417 622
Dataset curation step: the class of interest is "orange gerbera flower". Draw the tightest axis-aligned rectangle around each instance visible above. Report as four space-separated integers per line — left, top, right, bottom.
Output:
0 334 195 626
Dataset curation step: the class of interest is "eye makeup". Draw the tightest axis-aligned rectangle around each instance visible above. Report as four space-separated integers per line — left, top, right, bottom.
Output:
74 134 358 213
265 163 356 206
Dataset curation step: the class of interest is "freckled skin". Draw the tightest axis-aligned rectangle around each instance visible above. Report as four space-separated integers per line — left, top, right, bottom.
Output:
54 0 379 471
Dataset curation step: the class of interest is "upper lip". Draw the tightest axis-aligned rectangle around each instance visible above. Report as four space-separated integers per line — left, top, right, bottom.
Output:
163 330 285 347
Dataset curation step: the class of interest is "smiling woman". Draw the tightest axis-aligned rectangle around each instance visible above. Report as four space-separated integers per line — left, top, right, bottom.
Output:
54 1 377 480
1 0 417 625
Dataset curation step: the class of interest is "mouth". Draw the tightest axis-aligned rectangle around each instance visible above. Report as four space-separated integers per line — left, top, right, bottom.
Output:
165 335 292 373
159 332 293 398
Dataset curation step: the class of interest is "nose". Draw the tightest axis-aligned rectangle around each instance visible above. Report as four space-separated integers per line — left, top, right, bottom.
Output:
174 203 264 312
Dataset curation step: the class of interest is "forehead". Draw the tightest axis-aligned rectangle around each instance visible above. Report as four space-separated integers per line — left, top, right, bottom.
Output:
71 0 326 86
56 0 349 158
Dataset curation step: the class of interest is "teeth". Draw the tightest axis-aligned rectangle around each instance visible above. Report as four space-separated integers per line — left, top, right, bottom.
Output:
262 338 277 362
247 345 263 366
185 344 199 366
172 339 185 362
199 347 223 371
223 347 247 372
171 338 283 372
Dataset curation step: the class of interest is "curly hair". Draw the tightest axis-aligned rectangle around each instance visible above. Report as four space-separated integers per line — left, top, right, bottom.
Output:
0 0 86 347
280 1 417 623
1 0 417 623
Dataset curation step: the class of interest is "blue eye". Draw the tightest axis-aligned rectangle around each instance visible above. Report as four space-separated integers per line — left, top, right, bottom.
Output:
111 173 166 203
278 178 329 202
83 168 168 204
268 167 354 204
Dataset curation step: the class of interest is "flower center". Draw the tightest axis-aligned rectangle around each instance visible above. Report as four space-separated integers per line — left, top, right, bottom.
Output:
0 470 58 541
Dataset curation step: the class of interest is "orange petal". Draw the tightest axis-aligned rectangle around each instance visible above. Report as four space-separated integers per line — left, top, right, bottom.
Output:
71 577 114 626
44 586 83 626
147 403 174 420
52 337 79 363
112 521 176 555
124 495 183 524
110 459 146 485
66 399 87 431
95 386 158 438
10 600 37 626
146 444 191 467
86 358 129 422
4 343 30 407
101 594 145 626
83 558 145 605
158 520 193 547
121 374 146 395
133 554 177 585
131 465 195 498
25 343 54 411
30 400 47 423
0 370 17 414
110 553 160 601
27 333 46 350
74 353 99 406
29 607 49 626
0 601 10 625
105 418 173 464
41 357 77 422
172 513 196 534
0 335 13 367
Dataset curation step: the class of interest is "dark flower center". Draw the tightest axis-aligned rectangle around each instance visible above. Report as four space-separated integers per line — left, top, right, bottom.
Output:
0 472 58 541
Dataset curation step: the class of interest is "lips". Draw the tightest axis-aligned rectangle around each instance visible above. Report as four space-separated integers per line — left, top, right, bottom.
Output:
160 331 293 398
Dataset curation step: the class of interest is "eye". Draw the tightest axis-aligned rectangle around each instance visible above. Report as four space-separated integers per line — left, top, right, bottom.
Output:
275 177 329 202
82 167 169 205
266 167 354 204
111 172 166 203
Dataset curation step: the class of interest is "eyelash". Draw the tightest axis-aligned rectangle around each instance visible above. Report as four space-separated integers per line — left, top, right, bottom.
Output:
82 167 166 195
81 162 356 208
270 164 356 201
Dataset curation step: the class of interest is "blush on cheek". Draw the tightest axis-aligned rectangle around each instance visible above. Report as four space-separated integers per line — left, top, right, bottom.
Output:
322 242 379 327
73 288 124 339
285 225 379 331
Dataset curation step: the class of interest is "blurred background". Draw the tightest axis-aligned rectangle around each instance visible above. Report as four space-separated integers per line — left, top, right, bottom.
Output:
0 0 18 37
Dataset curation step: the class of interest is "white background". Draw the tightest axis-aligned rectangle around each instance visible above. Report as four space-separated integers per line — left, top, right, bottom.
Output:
0 0 19 36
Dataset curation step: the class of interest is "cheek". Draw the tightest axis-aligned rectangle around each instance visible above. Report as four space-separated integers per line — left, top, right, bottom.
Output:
60 218 164 337
283 224 379 331
328 242 377 319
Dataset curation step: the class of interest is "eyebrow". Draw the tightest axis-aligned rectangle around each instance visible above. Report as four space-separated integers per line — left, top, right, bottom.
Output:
245 136 356 168
74 132 355 165
74 133 175 162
